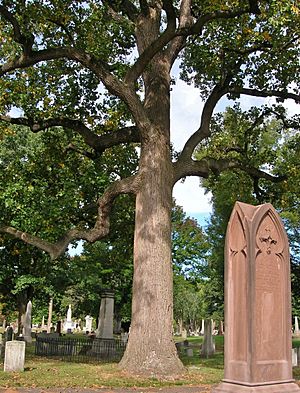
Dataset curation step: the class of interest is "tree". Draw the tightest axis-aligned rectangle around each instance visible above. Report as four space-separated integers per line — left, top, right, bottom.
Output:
199 104 300 315
0 1 299 377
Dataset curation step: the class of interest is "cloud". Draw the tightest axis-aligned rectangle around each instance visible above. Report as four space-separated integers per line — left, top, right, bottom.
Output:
173 177 212 213
170 78 204 152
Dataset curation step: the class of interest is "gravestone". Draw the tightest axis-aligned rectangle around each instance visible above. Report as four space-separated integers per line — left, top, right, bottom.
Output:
4 341 25 372
47 298 53 333
213 202 300 393
5 326 13 342
200 319 205 335
201 319 215 358
294 316 300 336
85 315 93 332
96 290 114 339
64 304 74 332
23 301 32 343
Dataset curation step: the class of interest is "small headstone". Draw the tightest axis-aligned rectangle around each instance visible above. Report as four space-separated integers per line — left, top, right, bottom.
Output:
186 348 193 357
292 348 298 367
200 319 204 335
5 326 13 342
85 315 93 332
4 341 25 372
295 316 300 336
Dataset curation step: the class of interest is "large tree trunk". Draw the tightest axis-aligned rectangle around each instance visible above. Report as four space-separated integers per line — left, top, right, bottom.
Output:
119 132 184 377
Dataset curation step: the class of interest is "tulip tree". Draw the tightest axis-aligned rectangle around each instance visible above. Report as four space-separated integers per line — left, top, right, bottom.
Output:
0 1 299 377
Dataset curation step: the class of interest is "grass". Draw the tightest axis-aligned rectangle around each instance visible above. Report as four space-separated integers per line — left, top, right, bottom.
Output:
0 336 299 388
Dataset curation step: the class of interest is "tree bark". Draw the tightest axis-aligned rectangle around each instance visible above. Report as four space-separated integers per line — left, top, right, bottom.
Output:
119 131 184 376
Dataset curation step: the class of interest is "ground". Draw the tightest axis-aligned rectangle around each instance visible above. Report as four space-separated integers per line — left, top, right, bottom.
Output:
0 388 211 393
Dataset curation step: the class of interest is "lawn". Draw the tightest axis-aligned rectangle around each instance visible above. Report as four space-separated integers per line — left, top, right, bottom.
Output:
0 336 299 388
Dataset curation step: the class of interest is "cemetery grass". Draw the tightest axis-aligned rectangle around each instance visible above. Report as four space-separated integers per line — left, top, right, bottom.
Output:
0 337 299 389
0 338 224 388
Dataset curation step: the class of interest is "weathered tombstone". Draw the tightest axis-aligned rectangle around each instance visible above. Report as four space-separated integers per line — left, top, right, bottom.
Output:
213 202 300 393
22 301 32 343
201 319 215 358
292 348 298 367
5 326 13 342
96 290 114 339
85 315 93 332
294 316 300 336
200 319 205 335
47 298 53 333
4 341 25 372
64 304 74 332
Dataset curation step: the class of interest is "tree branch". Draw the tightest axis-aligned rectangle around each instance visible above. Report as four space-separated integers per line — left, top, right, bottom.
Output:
0 115 140 153
104 0 138 22
124 3 177 83
0 175 141 260
176 84 229 164
173 157 286 185
0 5 34 54
0 45 150 133
229 87 300 104
166 0 193 66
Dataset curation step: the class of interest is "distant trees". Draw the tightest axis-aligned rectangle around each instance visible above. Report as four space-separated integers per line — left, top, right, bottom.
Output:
199 105 300 315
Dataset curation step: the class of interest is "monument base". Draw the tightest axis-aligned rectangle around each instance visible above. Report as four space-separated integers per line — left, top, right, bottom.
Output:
213 380 300 393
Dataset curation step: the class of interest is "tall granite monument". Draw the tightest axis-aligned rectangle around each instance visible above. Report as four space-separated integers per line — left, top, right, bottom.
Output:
96 290 114 339
214 202 300 393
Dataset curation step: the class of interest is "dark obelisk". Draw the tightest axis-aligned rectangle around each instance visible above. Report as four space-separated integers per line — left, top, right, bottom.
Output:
214 202 300 393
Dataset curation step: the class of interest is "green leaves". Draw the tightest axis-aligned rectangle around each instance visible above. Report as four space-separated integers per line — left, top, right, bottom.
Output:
181 0 300 99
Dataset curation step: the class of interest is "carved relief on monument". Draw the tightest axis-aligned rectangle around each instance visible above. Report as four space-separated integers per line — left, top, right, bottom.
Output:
254 211 285 366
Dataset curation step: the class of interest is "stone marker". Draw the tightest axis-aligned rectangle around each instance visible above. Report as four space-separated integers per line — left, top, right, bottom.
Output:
213 202 300 393
64 304 74 332
292 348 298 367
47 298 53 333
294 316 300 336
23 301 32 343
85 315 93 332
4 341 25 372
200 319 205 335
201 319 215 358
96 290 114 339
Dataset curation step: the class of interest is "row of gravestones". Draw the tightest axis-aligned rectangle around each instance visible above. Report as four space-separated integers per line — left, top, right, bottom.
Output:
1 289 116 372
10 289 116 343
